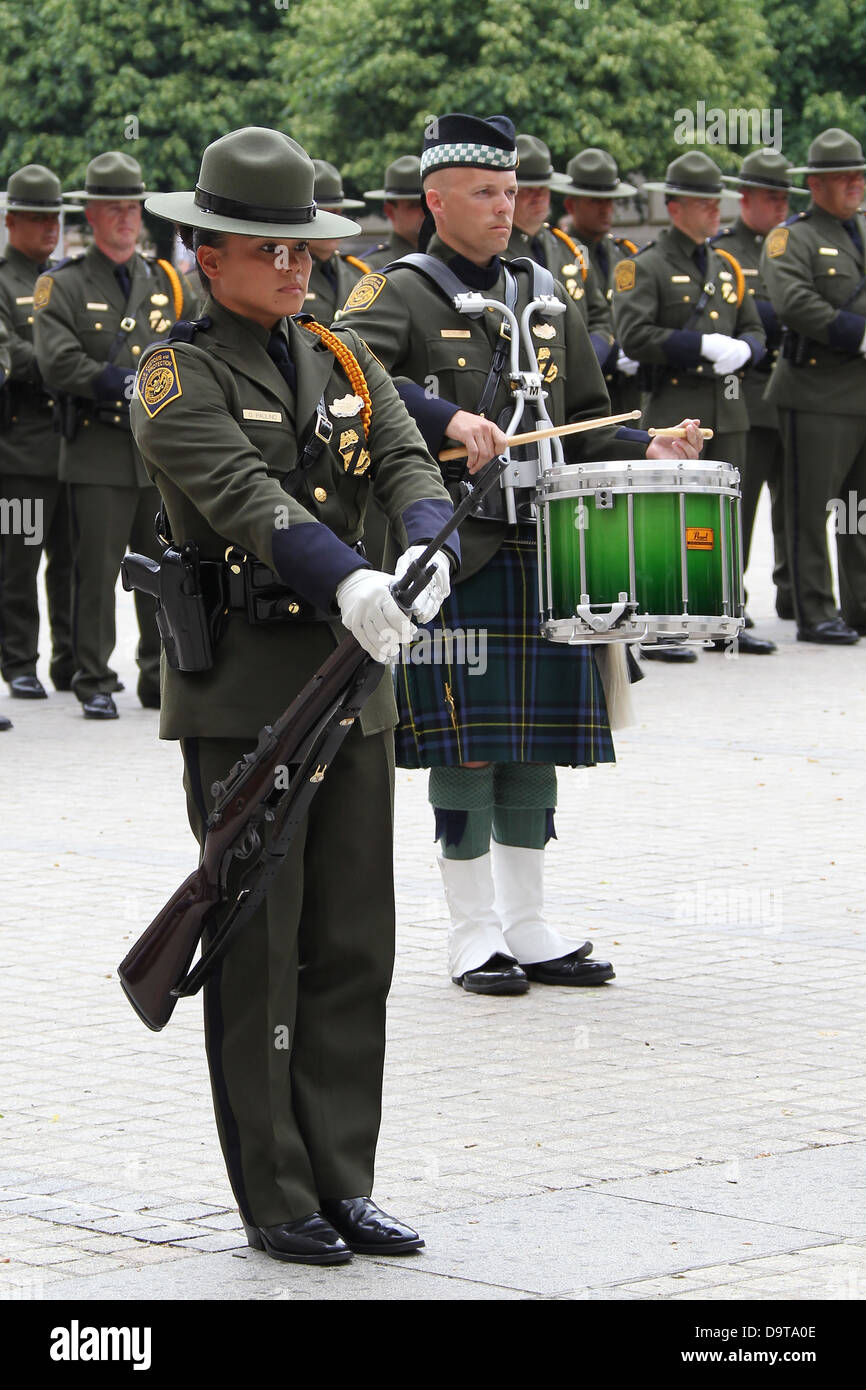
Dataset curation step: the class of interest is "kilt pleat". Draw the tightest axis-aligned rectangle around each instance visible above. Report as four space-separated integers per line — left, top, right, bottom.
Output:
394 531 615 768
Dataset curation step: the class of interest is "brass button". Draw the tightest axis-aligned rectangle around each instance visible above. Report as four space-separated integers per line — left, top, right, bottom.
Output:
696 364 703 372
809 358 817 366
113 415 121 424
132 345 141 356
671 377 679 385
457 357 466 367
27 315 33 324
94 321 103 330
287 602 300 615
828 267 836 275
709 310 719 320
682 295 691 302
230 564 241 575
748 287 755 294
314 486 327 502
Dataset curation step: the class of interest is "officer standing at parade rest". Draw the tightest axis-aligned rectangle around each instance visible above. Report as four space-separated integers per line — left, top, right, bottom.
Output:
131 126 458 1265
32 152 199 718
0 165 75 703
506 134 617 376
304 160 370 324
361 156 426 267
713 150 807 623
761 128 866 645
337 112 702 996
616 150 776 660
559 147 643 416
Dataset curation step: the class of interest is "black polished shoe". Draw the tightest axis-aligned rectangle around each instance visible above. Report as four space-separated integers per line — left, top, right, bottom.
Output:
797 619 860 645
244 1212 352 1265
82 693 119 720
522 948 615 986
709 631 777 655
9 675 48 699
639 645 698 663
320 1197 424 1255
452 952 530 995
0 714 12 731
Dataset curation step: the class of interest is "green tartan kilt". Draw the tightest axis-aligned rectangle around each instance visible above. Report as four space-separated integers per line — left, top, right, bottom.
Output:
394 530 615 768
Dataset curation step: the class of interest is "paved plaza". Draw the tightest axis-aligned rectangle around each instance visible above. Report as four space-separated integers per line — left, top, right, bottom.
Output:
1 499 864 1302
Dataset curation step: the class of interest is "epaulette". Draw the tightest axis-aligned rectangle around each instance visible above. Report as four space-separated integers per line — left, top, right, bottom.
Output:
633 240 655 256
41 255 83 275
784 210 811 226
167 315 212 344
709 227 734 242
364 242 388 256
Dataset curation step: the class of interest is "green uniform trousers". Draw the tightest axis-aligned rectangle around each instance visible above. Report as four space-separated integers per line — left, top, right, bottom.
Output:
0 474 74 686
743 425 790 613
68 482 161 702
778 410 866 630
181 723 396 1227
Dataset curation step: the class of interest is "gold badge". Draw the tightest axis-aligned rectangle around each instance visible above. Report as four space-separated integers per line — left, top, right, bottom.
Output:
767 227 788 258
329 393 364 418
151 292 170 305
33 275 53 310
532 323 556 339
537 346 558 385
342 272 386 313
721 281 737 304
566 280 584 301
560 263 578 277
137 347 182 418
338 428 371 476
615 260 636 292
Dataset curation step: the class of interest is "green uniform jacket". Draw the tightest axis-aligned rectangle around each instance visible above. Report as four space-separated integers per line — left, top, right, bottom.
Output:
615 225 765 433
335 232 641 581
32 245 198 487
304 252 369 325
362 232 416 269
0 248 59 477
711 218 780 429
761 205 866 416
130 298 454 741
507 223 616 369
586 232 640 302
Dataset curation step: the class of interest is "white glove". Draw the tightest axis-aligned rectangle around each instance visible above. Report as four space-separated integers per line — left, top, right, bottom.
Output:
701 333 751 375
859 324 866 357
335 568 416 663
392 546 451 624
616 349 640 377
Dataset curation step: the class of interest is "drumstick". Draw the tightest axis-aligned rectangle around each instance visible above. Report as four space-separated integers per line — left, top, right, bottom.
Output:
647 426 714 439
437 409 642 461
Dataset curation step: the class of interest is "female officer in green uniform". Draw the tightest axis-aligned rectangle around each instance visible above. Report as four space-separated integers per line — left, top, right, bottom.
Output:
130 127 457 1266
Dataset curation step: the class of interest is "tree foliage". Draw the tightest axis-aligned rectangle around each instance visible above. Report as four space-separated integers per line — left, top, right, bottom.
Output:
762 0 866 162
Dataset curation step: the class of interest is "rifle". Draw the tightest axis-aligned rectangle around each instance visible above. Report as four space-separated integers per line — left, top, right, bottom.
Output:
118 457 507 1030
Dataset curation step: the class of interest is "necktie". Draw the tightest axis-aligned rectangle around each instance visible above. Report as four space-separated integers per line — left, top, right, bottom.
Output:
267 330 297 396
529 234 547 269
115 263 132 301
319 257 338 292
842 218 864 259
694 244 707 278
596 242 609 281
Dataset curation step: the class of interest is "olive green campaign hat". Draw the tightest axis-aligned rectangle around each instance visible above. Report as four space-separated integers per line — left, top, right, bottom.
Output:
364 156 422 200
145 128 360 238
558 147 637 198
721 149 809 194
5 163 64 211
312 159 365 211
789 127 866 175
644 151 724 197
514 135 569 189
66 151 148 201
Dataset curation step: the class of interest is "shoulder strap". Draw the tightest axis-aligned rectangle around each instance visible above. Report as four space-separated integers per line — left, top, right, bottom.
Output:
506 255 556 299
167 315 212 344
157 259 185 318
382 252 490 313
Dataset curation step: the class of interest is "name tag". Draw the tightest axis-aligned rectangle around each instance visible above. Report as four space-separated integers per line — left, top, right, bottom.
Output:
243 409 283 423
741 268 759 275
440 329 471 338
86 301 110 309
305 292 317 300
670 275 691 283
15 295 34 305
818 247 838 256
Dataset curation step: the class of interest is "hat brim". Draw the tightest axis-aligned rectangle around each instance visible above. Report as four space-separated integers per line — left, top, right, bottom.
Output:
64 190 148 201
555 179 638 198
788 163 866 175
318 197 365 210
144 191 361 239
721 175 810 194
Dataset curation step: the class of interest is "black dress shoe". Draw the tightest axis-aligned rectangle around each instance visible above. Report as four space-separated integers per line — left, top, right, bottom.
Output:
243 1212 352 1265
709 631 777 654
9 675 48 699
797 619 860 645
639 645 698 663
0 714 12 731
82 693 119 719
452 952 530 995
320 1197 424 1255
522 948 615 986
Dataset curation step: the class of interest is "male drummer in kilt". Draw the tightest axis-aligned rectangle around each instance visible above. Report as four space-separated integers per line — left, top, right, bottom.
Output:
337 114 702 995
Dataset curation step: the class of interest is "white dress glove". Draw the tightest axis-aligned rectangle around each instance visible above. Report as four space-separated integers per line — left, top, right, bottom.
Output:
335 568 416 663
392 546 451 624
859 324 866 357
616 349 640 377
701 333 751 375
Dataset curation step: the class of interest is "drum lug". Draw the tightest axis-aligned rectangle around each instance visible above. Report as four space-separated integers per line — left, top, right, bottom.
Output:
595 489 614 509
575 591 634 632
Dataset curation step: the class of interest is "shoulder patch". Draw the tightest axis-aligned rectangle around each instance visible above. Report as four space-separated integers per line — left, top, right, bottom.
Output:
342 272 387 313
137 346 183 418
614 260 636 292
766 227 789 258
33 275 54 310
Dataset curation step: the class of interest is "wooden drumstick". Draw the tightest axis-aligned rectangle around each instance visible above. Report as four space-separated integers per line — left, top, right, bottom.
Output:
438 409 643 461
647 426 714 439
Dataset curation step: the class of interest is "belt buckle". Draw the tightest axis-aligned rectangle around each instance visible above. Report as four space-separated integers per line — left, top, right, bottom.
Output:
315 410 333 444
120 315 136 332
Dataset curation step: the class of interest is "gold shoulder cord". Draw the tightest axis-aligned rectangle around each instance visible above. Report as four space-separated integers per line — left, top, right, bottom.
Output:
301 320 373 435
615 236 639 255
343 254 372 275
156 259 185 318
549 225 588 281
712 246 745 306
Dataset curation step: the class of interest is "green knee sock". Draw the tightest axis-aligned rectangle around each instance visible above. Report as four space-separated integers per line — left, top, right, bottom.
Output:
492 763 557 849
430 765 494 860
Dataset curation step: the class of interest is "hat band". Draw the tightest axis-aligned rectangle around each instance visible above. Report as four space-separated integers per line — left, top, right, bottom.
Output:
194 186 317 223
421 143 517 176
573 180 620 194
8 196 61 207
86 182 145 196
667 179 722 195
739 174 792 190
807 158 866 170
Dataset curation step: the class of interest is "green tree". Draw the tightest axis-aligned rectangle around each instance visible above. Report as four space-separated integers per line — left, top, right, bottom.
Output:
0 0 289 191
763 0 866 161
275 0 775 192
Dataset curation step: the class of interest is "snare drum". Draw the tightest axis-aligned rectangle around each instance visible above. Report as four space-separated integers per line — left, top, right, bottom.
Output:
536 458 744 644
